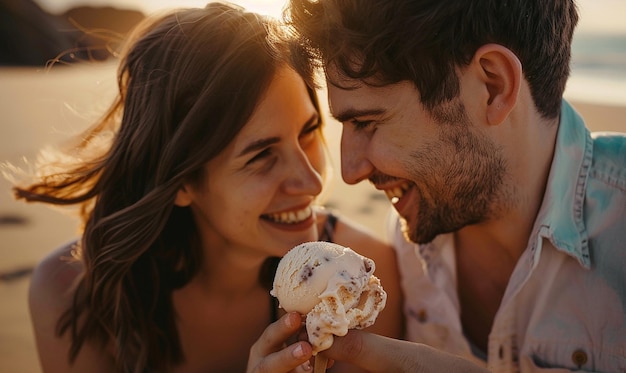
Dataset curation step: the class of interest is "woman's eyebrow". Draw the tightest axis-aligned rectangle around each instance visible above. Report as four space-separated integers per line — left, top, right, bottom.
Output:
238 112 320 158
300 112 321 130
238 137 280 158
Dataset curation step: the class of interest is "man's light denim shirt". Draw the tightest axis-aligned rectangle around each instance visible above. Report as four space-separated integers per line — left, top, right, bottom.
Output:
389 100 626 372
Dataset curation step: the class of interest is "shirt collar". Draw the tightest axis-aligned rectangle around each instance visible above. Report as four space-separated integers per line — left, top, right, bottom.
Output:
533 100 593 268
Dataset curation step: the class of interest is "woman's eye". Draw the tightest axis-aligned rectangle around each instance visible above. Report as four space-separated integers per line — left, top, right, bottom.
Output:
248 148 272 164
299 123 322 145
300 121 321 138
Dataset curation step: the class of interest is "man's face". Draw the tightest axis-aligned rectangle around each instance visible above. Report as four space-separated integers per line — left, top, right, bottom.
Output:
327 69 507 244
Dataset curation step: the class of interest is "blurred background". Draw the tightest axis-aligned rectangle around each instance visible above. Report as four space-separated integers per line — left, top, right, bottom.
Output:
1 0 625 371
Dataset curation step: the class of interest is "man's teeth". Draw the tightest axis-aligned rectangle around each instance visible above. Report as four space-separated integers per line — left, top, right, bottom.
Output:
267 206 312 224
385 183 410 204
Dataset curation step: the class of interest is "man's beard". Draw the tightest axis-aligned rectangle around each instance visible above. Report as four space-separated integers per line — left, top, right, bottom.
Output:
402 101 508 245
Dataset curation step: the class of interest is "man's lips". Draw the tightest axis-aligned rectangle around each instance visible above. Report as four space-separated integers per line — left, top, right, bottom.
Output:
383 181 410 204
376 180 417 219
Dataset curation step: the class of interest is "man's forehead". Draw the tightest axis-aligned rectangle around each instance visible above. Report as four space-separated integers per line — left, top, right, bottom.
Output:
325 73 419 122
324 61 401 92
324 64 363 91
325 77 390 121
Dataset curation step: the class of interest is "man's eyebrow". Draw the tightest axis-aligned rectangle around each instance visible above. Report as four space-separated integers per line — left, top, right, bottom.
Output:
332 108 386 123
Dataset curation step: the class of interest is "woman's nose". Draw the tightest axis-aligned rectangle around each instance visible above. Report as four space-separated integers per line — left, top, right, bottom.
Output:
341 125 374 185
282 149 324 196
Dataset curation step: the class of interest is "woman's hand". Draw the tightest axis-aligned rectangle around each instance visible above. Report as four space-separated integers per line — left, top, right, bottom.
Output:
248 312 314 373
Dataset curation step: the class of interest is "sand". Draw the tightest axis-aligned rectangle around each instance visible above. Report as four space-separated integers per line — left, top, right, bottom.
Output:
1 62 624 372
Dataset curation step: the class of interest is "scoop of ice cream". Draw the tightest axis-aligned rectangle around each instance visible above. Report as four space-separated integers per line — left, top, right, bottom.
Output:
270 241 387 354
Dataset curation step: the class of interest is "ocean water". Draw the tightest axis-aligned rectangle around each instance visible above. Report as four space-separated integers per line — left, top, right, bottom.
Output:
572 34 626 77
568 32 626 105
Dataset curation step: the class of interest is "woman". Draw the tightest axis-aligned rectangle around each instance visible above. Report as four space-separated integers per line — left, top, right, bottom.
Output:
11 2 402 372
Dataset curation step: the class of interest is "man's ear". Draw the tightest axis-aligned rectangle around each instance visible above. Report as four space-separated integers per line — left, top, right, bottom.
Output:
174 185 192 207
472 43 522 125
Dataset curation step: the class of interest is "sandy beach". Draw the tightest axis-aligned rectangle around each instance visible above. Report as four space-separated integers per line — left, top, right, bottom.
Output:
1 57 625 372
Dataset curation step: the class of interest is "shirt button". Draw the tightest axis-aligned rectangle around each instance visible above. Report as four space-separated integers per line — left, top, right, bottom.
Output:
571 349 588 367
417 309 428 322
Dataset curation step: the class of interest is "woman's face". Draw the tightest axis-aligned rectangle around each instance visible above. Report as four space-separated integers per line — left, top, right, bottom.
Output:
177 67 325 260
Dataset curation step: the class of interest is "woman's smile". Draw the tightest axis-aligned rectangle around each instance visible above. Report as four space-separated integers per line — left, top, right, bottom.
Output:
261 205 316 231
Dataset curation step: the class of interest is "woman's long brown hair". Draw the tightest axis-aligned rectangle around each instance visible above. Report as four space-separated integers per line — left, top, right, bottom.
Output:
12 2 320 371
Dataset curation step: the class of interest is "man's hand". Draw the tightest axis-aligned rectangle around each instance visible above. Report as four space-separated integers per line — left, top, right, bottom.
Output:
319 330 489 373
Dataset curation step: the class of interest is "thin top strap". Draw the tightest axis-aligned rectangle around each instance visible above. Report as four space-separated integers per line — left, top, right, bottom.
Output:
318 212 338 243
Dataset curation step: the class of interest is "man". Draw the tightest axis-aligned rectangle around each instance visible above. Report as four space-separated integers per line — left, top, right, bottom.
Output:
248 1 626 372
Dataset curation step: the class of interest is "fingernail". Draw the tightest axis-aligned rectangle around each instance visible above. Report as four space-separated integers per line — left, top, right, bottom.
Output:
285 313 295 328
292 344 305 358
300 361 312 371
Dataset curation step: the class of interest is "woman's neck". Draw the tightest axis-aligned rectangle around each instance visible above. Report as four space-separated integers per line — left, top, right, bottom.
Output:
191 242 268 299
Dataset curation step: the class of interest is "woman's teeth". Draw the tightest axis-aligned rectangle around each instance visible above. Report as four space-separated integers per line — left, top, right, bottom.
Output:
385 182 410 204
266 206 312 224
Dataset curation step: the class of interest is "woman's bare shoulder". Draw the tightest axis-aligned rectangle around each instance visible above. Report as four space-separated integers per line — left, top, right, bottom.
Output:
29 240 83 333
29 241 114 371
30 241 83 305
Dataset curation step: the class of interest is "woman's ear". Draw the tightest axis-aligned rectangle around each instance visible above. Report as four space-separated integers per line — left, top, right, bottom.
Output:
472 43 522 125
174 185 192 207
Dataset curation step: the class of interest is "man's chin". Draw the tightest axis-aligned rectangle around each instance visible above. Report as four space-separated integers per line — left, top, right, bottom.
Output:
407 231 436 246
400 217 436 245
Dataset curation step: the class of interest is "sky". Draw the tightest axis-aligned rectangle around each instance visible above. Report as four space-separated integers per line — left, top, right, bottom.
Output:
34 0 626 35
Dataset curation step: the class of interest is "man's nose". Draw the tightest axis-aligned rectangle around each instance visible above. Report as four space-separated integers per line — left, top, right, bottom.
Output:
340 125 374 185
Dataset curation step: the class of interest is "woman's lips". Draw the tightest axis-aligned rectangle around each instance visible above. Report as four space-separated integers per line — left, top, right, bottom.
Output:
263 205 313 224
261 205 316 231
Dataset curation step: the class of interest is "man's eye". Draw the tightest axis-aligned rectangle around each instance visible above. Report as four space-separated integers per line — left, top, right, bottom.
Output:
351 119 373 129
